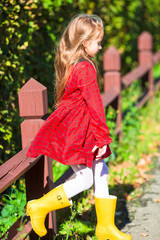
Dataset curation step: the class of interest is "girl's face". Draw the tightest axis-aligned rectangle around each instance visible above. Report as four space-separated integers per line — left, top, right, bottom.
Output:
83 29 104 58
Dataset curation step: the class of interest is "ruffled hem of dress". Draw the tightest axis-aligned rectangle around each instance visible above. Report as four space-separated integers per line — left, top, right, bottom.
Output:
26 146 112 168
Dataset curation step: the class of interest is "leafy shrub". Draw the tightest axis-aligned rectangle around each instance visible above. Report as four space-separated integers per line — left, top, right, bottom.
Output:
0 180 26 237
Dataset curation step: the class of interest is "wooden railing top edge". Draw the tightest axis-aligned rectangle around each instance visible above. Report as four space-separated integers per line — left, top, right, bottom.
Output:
121 65 150 88
0 147 42 194
122 51 160 88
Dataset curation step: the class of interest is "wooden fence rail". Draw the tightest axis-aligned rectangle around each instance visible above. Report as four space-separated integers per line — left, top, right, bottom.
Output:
0 31 160 239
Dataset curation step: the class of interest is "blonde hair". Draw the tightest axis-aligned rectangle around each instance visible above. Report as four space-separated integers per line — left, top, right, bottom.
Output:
54 14 103 106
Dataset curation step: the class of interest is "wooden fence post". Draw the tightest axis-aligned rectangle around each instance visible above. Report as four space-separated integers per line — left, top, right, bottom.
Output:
138 31 154 102
103 46 122 136
18 78 56 238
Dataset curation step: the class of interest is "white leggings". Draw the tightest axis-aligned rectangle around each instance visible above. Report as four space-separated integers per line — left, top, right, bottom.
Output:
63 159 109 199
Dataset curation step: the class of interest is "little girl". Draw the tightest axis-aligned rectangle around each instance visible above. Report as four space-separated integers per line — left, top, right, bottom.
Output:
26 14 132 240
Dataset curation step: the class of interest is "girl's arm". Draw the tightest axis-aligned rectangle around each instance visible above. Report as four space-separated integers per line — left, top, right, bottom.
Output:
78 62 113 148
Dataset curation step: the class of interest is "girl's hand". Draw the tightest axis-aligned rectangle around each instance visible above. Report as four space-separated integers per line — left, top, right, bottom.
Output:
92 145 107 160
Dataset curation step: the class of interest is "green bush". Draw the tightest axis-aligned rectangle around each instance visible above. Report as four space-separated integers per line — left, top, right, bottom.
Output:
0 180 26 237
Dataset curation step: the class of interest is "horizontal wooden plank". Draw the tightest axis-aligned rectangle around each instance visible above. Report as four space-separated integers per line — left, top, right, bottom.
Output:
0 216 32 240
153 50 160 65
136 91 150 109
101 88 119 108
122 65 150 88
0 147 42 194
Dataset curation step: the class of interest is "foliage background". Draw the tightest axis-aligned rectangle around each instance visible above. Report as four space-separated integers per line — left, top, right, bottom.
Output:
1 0 160 163
0 0 160 238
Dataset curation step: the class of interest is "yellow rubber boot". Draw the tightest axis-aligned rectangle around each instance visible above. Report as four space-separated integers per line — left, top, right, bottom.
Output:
95 196 132 240
26 185 71 237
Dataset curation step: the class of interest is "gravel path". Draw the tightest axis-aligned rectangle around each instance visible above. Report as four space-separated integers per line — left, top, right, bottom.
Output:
122 157 160 240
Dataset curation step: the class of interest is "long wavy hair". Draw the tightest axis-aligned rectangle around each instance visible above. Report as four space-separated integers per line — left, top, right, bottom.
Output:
54 14 103 106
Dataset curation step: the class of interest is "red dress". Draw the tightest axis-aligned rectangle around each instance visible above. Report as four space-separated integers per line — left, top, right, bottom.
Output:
26 60 113 167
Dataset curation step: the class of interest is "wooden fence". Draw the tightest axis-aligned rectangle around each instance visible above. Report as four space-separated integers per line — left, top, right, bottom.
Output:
0 31 160 239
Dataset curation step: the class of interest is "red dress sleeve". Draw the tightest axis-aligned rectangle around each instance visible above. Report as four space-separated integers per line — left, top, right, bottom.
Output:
78 61 113 148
